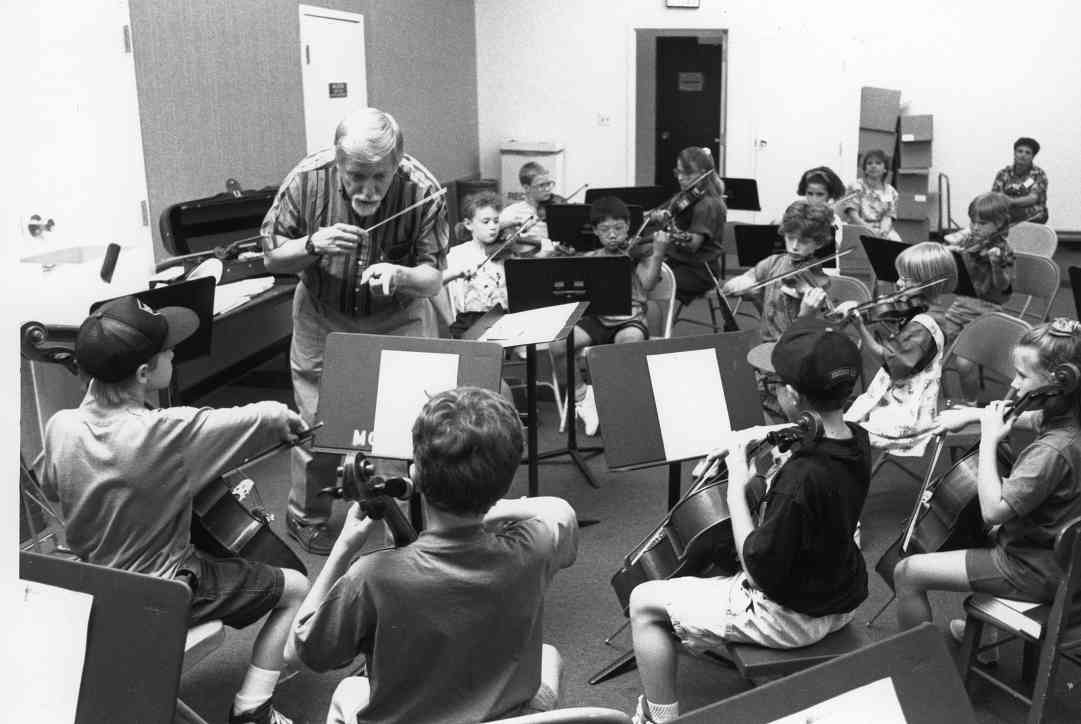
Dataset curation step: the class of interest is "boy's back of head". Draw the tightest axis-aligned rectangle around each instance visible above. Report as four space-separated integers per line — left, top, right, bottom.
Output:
766 317 861 412
412 387 524 516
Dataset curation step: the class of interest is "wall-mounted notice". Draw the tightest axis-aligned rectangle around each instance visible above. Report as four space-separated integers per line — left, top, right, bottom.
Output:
678 72 704 92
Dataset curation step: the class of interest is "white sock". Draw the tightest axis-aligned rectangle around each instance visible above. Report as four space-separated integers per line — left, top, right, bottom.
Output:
648 699 679 723
233 664 280 714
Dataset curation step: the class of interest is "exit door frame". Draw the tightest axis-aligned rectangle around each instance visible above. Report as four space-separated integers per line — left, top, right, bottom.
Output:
630 27 728 188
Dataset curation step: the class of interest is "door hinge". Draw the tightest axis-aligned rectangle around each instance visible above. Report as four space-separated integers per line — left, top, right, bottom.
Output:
140 200 149 227
305 45 311 64
122 25 132 54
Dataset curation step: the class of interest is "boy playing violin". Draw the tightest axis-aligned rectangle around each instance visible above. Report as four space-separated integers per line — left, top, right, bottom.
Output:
723 200 835 421
502 161 564 244
550 195 669 435
628 318 870 723
893 319 1081 634
443 191 511 339
41 296 310 724
289 387 579 724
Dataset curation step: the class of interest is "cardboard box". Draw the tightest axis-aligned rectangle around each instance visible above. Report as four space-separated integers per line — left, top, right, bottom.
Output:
899 115 933 142
860 87 902 132
859 129 897 157
894 169 929 194
899 140 932 169
893 218 931 243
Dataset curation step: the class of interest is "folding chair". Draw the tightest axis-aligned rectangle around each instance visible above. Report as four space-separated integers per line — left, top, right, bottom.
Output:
838 223 878 292
958 515 1081 724
175 621 227 724
1007 222 1058 258
1002 252 1061 324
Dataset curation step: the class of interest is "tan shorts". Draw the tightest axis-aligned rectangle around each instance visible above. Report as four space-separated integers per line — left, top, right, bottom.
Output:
664 572 855 652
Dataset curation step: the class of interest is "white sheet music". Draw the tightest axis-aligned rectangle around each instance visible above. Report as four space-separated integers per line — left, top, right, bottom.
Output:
646 348 732 461
478 303 579 347
768 677 907 723
372 350 460 459
15 580 94 724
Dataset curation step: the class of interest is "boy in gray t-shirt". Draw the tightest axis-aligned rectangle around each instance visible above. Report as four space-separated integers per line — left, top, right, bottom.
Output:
42 295 310 724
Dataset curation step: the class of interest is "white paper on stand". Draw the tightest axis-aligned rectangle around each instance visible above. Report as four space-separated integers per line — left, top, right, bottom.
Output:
372 350 460 458
646 348 732 461
478 303 579 347
768 677 907 724
14 580 94 724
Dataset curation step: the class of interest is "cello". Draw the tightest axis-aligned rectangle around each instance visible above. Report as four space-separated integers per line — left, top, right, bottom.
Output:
871 363 1080 606
190 423 325 575
609 412 824 613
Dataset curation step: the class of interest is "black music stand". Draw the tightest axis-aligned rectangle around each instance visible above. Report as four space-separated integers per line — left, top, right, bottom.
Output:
313 334 505 528
545 203 645 253
719 177 762 212
1068 266 1080 320
675 624 976 723
464 302 590 496
20 551 192 724
585 185 668 210
860 235 977 297
734 224 782 268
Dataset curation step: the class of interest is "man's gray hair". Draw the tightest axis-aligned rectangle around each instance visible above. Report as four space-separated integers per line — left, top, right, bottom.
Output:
334 107 404 164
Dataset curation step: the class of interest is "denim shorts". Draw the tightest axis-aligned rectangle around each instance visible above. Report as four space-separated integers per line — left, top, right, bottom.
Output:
176 549 284 629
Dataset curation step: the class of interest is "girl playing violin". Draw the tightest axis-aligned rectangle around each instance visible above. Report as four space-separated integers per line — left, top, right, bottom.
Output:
943 192 1016 404
839 242 960 455
723 200 835 421
652 147 727 305
893 318 1081 634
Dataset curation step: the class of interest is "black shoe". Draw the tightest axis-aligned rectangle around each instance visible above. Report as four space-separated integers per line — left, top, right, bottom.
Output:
286 516 335 556
229 699 292 724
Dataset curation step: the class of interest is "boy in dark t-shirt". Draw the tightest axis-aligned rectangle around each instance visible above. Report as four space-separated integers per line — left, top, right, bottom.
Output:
628 317 871 723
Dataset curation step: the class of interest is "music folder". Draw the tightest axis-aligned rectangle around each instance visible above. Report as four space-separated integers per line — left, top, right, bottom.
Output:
314 334 504 459
506 256 633 315
89 276 215 363
860 235 976 297
545 203 645 253
734 224 782 267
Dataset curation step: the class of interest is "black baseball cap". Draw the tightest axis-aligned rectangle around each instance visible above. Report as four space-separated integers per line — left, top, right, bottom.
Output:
760 317 861 399
76 296 199 382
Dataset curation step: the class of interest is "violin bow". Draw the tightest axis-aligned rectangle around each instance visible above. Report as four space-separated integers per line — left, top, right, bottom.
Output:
226 422 326 474
562 183 589 203
362 186 448 235
475 215 540 271
743 248 854 294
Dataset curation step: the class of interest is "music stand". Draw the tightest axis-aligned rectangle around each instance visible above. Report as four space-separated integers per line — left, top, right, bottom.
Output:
720 177 762 212
734 224 782 267
584 185 668 210
505 256 633 315
544 204 645 253
1069 266 1081 320
464 302 591 496
860 235 977 297
20 551 191 724
676 624 976 723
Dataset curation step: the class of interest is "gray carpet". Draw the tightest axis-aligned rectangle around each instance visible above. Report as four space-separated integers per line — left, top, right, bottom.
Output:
180 250 1081 723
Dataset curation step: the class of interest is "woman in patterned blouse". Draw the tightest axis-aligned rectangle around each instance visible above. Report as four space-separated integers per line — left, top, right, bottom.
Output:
992 137 1048 224
840 150 901 240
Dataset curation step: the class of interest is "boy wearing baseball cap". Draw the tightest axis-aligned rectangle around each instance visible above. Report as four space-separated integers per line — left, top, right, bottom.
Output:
41 295 311 724
627 318 872 723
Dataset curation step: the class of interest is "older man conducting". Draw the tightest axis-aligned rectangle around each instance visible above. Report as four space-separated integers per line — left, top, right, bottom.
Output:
262 107 447 554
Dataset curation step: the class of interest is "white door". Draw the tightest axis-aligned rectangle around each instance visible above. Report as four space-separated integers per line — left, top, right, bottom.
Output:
299 5 367 154
5 0 151 255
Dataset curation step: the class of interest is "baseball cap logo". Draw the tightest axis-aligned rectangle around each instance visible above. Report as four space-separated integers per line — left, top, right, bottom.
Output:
136 299 160 317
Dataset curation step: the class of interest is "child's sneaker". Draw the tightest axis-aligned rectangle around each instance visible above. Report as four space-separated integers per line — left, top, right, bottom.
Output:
950 619 999 665
576 384 600 436
229 700 292 724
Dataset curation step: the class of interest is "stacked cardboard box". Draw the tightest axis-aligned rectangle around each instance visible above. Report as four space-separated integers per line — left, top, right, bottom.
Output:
858 88 900 167
894 114 934 241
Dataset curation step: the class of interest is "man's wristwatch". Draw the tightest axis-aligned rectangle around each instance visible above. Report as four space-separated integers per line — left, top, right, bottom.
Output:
305 235 321 256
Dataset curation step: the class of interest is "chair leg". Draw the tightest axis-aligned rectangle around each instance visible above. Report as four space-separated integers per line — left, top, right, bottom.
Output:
1027 642 1062 724
174 699 210 724
957 616 984 686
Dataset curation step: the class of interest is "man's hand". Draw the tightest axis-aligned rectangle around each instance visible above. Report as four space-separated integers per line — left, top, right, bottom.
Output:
309 223 366 256
361 262 404 296
332 502 377 557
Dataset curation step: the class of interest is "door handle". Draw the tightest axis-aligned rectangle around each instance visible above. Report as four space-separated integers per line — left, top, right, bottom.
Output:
660 131 670 141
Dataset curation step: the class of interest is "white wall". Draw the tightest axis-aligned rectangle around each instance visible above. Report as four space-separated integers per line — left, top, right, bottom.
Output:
475 0 1081 229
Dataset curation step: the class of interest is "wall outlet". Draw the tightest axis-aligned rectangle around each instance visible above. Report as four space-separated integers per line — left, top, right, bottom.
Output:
597 113 612 127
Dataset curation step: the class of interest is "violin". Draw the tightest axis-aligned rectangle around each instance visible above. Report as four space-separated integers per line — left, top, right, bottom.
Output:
742 249 853 297
442 216 544 285
874 365 1080 592
621 170 718 260
826 277 946 328
609 412 824 614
